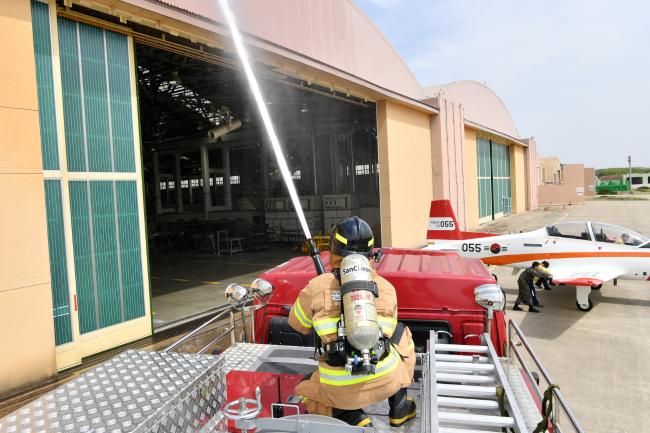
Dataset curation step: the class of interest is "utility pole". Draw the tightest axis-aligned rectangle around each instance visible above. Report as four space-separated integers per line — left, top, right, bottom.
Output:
628 155 632 194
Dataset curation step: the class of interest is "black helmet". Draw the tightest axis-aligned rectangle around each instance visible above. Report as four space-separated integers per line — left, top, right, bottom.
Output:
330 216 374 257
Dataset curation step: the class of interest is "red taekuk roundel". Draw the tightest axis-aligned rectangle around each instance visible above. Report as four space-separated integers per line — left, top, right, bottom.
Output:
490 243 502 254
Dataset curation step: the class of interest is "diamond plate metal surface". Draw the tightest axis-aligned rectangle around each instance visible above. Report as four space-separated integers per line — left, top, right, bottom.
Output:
221 343 272 374
0 350 226 433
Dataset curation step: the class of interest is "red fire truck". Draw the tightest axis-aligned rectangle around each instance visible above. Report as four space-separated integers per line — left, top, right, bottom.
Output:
213 248 585 433
253 248 507 355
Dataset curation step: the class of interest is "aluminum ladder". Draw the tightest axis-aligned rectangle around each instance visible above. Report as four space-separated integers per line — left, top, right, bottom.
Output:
423 332 528 433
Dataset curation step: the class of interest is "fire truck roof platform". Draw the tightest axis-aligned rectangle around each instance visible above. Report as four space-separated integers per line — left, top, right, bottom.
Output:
0 332 545 433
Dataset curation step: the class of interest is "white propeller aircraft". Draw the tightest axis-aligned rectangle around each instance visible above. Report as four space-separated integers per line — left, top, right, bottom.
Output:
424 200 650 311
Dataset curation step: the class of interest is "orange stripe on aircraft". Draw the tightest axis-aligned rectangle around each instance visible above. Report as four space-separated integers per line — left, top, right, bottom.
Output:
482 251 650 266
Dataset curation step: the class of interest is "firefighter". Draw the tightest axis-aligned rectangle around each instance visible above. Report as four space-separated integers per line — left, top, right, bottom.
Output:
513 262 547 313
288 216 417 428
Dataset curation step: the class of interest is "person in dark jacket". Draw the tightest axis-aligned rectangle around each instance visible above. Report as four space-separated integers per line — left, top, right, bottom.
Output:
513 262 546 312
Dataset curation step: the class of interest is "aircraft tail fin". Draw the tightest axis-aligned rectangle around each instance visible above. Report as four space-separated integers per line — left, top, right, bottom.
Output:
427 200 462 242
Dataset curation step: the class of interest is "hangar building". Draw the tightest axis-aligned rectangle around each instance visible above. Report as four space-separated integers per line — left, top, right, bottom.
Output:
1 0 540 396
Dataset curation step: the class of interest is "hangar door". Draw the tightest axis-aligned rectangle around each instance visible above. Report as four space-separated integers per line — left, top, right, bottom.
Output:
477 137 511 222
32 1 150 370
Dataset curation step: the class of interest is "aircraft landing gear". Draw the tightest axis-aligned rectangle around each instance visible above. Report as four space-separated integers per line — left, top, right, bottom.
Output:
576 285 593 312
576 300 593 312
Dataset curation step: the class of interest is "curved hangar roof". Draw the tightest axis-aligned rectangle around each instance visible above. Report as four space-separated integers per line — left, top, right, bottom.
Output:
145 0 426 101
425 81 520 139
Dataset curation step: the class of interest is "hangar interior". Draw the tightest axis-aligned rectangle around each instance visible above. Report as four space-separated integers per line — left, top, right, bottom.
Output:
134 44 380 325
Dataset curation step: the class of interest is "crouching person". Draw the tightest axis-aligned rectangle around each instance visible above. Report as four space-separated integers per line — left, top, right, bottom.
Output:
288 217 416 428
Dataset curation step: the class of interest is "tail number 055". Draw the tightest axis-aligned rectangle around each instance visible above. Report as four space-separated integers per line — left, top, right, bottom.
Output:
462 243 482 253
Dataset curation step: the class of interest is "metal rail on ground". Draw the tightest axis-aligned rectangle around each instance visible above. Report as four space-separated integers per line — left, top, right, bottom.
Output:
508 320 586 433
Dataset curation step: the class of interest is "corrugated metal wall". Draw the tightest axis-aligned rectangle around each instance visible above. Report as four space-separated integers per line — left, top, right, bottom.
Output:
58 18 136 173
33 1 72 346
477 138 492 219
32 0 59 170
44 180 73 345
59 17 145 334
70 181 144 333
491 142 511 216
477 137 511 221
32 1 147 350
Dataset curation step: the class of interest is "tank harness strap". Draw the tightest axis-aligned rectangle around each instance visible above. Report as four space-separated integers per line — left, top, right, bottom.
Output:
315 270 341 359
532 384 560 433
340 280 378 297
389 322 406 345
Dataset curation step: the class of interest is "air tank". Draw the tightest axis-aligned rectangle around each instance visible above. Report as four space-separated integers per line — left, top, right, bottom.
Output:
340 254 380 353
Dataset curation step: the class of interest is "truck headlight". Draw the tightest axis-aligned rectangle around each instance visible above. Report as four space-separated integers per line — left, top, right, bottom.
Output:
251 278 273 297
225 283 248 305
474 284 505 311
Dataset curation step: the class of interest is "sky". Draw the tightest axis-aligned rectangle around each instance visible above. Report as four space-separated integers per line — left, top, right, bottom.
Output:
355 0 650 169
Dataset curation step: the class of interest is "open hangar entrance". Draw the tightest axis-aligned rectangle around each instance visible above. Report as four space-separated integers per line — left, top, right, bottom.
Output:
135 44 379 327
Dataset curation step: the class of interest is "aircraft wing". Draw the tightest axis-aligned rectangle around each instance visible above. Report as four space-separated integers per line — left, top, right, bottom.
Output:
550 266 625 286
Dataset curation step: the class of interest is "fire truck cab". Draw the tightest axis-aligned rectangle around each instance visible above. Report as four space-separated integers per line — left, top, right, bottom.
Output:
254 248 508 356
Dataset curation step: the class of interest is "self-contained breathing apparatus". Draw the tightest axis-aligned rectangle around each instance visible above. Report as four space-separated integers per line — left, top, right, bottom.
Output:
323 253 390 374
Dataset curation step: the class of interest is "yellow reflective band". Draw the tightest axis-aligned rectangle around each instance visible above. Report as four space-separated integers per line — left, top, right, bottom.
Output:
357 418 372 427
319 351 400 386
389 410 416 425
368 237 374 247
313 317 339 336
335 232 348 245
378 315 397 336
291 299 312 328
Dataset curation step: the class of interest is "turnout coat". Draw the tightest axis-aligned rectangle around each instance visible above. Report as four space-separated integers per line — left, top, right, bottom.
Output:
288 260 416 414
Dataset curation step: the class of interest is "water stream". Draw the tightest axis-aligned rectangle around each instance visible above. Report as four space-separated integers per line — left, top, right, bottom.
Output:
217 0 313 240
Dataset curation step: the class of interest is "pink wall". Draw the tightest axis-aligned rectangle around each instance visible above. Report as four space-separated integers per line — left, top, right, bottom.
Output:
522 138 540 211
134 0 426 100
425 81 519 139
538 164 586 205
427 96 468 229
584 167 596 196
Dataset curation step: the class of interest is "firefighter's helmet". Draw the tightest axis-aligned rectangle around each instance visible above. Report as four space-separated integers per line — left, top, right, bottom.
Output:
330 216 374 258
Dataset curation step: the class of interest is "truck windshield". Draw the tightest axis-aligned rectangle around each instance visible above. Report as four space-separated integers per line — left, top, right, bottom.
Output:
591 222 649 246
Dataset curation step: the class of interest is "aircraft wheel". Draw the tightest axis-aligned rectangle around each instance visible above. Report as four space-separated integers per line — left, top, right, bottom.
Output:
576 299 593 312
591 284 603 290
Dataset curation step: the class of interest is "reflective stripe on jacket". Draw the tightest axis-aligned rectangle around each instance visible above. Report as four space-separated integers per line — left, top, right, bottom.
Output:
318 349 400 386
288 271 399 342
288 270 416 412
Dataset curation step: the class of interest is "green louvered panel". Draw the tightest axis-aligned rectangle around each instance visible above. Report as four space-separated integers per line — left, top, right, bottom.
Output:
106 32 136 172
58 18 86 172
477 138 492 219
79 25 112 172
69 181 98 333
58 18 136 173
491 143 511 215
69 181 145 333
116 181 145 320
89 181 122 328
31 1 59 170
44 180 73 345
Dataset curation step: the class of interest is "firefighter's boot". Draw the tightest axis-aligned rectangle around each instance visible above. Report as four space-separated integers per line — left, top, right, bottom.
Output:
388 387 417 427
331 408 373 428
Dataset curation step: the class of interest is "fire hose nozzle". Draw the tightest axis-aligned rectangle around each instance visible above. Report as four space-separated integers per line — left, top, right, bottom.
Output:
306 238 326 275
